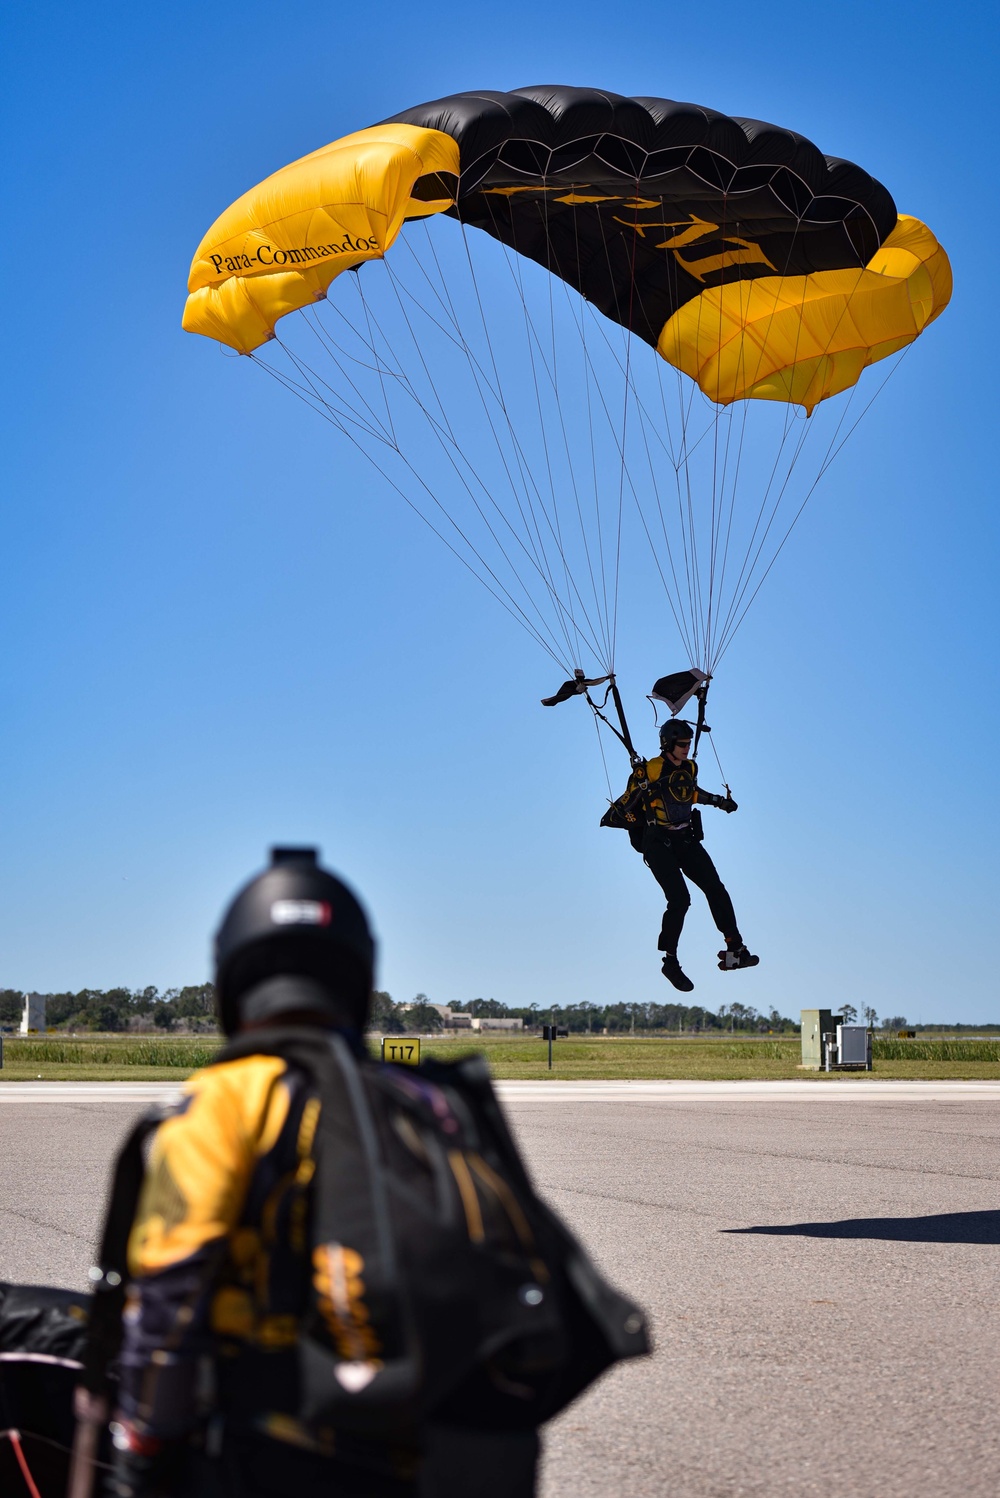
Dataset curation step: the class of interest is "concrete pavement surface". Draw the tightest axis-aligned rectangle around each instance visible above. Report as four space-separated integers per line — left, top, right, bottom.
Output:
1 1082 998 1495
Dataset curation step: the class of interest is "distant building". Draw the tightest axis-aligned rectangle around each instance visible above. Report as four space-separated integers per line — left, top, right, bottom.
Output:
396 1003 473 1029
20 993 46 1034
436 1006 473 1029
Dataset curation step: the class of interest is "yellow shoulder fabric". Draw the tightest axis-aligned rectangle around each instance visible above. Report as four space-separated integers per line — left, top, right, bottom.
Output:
128 1054 291 1275
657 216 952 412
182 124 459 354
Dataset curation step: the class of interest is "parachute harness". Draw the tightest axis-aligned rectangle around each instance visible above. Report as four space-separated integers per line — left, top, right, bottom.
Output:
579 670 735 818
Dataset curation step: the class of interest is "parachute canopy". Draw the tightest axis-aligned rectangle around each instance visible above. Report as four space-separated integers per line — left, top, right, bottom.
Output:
184 88 950 413
183 88 952 689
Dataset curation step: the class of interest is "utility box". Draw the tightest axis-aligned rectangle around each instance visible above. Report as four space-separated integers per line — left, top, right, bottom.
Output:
834 1024 872 1070
20 992 46 1034
800 1010 841 1070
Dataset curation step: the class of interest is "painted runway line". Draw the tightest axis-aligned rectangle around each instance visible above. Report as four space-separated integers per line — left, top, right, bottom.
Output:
1 1079 998 1103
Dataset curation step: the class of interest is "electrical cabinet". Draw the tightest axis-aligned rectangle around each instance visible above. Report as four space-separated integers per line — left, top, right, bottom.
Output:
800 1009 839 1070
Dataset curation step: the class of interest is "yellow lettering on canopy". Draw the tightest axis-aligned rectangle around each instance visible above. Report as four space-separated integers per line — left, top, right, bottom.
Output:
482 185 561 196
675 237 778 282
553 193 619 205
613 212 777 282
615 212 719 246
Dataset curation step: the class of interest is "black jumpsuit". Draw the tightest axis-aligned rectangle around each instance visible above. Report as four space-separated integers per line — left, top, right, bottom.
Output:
612 756 741 956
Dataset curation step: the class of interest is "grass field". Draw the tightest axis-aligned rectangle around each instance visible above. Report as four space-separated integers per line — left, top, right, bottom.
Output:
3 1033 1000 1081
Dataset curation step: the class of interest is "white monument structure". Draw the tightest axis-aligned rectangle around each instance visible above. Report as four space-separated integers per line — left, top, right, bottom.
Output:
20 992 46 1033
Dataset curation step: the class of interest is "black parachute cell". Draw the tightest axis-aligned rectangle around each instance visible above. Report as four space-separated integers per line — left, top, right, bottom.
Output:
382 86 898 347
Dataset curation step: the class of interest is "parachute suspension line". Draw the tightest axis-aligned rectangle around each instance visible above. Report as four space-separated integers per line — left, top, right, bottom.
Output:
479 200 616 673
712 345 912 668
576 230 700 666
609 192 644 670
450 243 584 674
705 393 751 668
295 308 402 438
266 331 396 447
709 232 870 663
367 256 563 618
663 207 816 671
573 206 614 668
555 279 697 664
590 694 615 802
344 257 610 672
582 301 699 664
355 271 399 450
663 348 705 666
302 296 586 669
713 415 813 654
393 216 637 675
412 217 625 676
499 205 590 672
709 215 848 661
703 192 763 670
249 346 572 672
588 204 644 663
538 193 587 672
542 194 616 672
400 227 581 657
369 267 460 443
591 201 704 666
706 720 730 789
704 196 729 669
450 217 608 673
271 314 396 445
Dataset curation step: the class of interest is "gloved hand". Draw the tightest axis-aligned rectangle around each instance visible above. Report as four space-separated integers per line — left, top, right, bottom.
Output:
722 796 738 813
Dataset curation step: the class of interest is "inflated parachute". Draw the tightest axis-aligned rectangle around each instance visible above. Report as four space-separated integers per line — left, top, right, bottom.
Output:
184 87 950 751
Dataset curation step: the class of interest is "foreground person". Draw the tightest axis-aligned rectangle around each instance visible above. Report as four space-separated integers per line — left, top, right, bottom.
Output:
69 847 647 1498
603 720 758 991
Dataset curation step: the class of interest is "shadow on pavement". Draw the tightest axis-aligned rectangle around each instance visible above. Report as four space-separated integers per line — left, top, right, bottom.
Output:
723 1211 1000 1243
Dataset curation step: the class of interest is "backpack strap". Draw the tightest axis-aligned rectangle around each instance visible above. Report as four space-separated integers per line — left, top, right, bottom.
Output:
79 1106 171 1396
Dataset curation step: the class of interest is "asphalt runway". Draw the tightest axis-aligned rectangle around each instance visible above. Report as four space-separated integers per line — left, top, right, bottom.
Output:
2 1081 999 1496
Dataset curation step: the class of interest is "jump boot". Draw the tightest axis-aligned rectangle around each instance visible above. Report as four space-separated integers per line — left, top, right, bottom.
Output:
662 952 695 992
718 937 759 972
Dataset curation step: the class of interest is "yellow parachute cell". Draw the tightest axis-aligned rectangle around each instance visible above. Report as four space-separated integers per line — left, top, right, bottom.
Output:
657 216 951 412
182 124 459 355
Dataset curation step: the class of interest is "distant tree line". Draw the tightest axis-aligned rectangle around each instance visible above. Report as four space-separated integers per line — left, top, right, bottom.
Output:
373 992 801 1035
4 987 969 1036
0 986 216 1032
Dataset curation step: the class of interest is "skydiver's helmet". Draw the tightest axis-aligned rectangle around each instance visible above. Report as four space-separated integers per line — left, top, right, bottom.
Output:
214 847 375 1037
658 718 694 756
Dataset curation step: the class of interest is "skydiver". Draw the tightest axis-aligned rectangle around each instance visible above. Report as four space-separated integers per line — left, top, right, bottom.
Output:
85 848 640 1498
603 719 758 992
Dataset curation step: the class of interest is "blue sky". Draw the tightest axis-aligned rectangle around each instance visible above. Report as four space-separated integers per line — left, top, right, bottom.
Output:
1 0 996 1023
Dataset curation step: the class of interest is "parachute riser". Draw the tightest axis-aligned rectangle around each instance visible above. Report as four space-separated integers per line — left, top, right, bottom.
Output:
689 679 733 802
692 681 711 760
585 675 643 768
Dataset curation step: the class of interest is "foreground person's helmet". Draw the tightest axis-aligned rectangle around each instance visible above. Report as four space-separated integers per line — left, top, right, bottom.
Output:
214 847 375 1037
658 718 694 755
